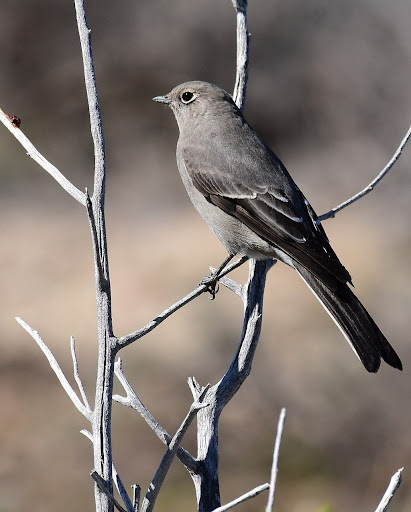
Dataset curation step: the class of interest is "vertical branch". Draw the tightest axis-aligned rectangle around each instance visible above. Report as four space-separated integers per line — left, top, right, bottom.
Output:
74 1 114 511
191 260 274 512
232 0 250 111
187 2 274 511
265 408 286 512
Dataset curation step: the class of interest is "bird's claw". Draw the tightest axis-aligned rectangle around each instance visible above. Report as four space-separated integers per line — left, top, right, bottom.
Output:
200 273 220 300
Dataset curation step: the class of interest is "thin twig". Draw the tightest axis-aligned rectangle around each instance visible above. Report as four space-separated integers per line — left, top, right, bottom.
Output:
374 468 403 512
140 386 210 512
318 124 411 222
116 257 248 350
113 359 197 471
70 336 91 412
91 471 128 512
265 408 286 512
132 485 141 512
212 483 270 512
74 0 106 194
0 108 86 205
16 317 92 421
113 465 135 512
231 0 250 111
187 376 202 399
218 274 244 298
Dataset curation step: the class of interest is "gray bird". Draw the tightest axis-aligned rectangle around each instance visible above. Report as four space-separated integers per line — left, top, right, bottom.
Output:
153 80 402 373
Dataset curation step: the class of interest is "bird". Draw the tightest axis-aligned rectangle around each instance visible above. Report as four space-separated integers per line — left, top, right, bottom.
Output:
153 80 402 373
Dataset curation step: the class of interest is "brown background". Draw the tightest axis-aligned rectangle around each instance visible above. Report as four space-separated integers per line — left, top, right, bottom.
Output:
1 0 410 510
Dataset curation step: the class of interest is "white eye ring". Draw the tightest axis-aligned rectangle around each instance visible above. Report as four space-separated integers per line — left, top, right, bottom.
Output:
180 90 197 104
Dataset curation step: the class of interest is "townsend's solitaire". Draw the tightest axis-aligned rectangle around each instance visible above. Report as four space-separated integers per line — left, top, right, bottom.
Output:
153 81 402 373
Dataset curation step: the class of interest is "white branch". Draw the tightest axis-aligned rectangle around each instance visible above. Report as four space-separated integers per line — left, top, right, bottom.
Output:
319 124 411 222
0 108 86 205
212 483 270 512
265 408 286 512
16 317 92 421
71 336 91 411
116 257 248 350
132 485 141 512
232 0 250 111
74 0 106 194
374 467 403 512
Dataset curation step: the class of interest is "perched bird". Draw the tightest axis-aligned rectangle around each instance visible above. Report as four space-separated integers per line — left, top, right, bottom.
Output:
153 81 402 373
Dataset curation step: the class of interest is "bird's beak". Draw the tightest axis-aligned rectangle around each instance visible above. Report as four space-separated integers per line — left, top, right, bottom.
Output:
152 95 172 105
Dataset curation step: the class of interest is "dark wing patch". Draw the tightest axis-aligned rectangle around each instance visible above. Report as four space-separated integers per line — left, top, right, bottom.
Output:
182 145 352 289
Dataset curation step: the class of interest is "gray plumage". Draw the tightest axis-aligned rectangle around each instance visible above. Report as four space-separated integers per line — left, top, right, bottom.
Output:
153 81 402 373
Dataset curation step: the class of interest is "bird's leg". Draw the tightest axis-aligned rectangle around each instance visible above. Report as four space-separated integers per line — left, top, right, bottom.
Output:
200 254 248 299
200 254 235 299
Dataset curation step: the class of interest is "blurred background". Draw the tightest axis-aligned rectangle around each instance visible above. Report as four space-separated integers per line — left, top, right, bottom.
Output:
1 0 410 510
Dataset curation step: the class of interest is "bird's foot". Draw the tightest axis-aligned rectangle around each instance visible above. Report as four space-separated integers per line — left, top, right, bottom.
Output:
200 273 220 300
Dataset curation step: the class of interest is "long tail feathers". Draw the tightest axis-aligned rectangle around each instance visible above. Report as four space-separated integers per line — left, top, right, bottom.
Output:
295 263 402 373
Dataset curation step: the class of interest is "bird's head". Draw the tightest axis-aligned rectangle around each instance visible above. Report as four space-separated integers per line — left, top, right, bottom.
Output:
153 81 239 131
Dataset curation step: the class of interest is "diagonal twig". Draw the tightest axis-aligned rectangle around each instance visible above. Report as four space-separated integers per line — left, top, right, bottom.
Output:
265 408 286 512
318 123 411 222
115 256 249 350
16 317 92 421
70 336 91 411
211 483 270 512
91 471 128 512
0 108 86 205
140 386 210 512
113 358 197 472
374 467 403 512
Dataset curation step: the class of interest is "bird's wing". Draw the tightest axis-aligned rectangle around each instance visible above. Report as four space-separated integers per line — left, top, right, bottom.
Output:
182 141 351 290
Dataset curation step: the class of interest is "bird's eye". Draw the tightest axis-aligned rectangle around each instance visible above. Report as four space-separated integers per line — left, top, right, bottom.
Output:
180 91 196 104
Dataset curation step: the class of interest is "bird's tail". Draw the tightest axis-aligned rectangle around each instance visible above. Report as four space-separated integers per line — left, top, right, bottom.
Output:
294 263 402 373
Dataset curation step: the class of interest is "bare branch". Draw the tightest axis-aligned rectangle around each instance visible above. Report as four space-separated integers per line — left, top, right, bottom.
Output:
113 359 197 472
116 256 249 350
116 284 205 349
212 483 270 512
113 466 135 512
218 275 244 298
74 0 106 194
71 336 91 411
188 376 202 399
0 108 86 205
91 471 128 512
265 408 286 512
374 468 403 512
74 3 114 511
16 317 92 421
231 0 250 111
132 485 141 512
140 387 210 512
190 260 275 511
318 123 411 222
